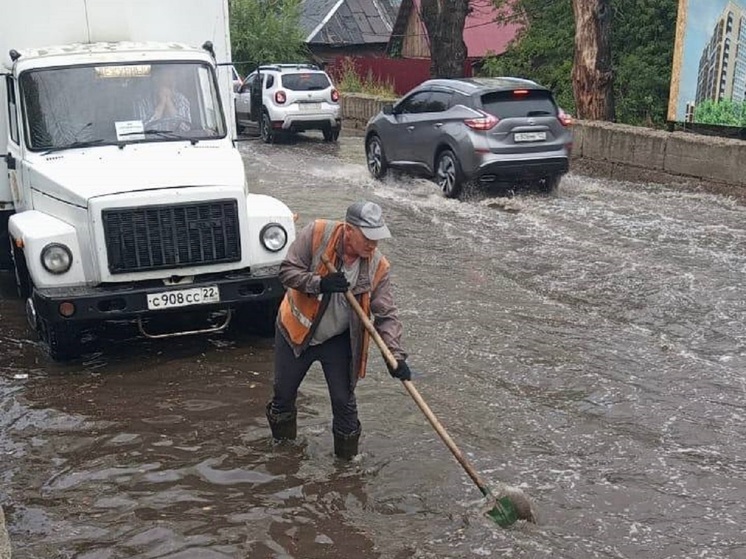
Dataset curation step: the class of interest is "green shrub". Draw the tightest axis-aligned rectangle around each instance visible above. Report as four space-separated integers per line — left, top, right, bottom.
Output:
334 57 397 98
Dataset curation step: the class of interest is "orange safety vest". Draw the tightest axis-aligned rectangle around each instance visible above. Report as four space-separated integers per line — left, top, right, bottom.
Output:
278 219 389 378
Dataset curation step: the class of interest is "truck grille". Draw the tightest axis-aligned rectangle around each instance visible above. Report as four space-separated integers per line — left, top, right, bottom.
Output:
102 200 241 274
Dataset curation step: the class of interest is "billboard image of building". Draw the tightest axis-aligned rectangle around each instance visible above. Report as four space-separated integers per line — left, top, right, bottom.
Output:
669 0 746 127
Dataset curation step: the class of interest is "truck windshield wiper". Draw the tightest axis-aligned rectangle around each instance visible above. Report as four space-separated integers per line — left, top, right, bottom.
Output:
40 139 106 156
119 129 198 144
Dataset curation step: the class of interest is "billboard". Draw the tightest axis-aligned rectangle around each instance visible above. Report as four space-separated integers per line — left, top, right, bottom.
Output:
668 0 746 127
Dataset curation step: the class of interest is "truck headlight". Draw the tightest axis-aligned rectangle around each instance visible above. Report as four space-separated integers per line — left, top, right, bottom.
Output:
260 223 288 252
40 243 73 274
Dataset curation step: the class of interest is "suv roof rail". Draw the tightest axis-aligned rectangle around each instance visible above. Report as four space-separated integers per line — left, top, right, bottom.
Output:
258 63 320 72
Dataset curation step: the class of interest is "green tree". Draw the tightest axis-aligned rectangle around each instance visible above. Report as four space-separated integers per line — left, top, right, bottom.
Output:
229 0 308 76
694 99 746 127
481 0 575 112
480 0 677 126
612 0 677 125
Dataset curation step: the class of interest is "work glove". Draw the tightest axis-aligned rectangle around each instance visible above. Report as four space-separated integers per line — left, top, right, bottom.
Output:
320 271 350 293
387 359 412 381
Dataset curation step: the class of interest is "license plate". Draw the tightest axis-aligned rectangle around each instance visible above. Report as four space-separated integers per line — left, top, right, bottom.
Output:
514 131 547 142
146 286 220 310
298 102 321 112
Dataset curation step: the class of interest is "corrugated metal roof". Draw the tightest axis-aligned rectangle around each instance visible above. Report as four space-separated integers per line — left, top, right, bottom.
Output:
302 0 398 46
300 0 343 41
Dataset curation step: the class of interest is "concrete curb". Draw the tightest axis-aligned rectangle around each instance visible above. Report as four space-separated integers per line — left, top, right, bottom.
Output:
340 93 746 195
0 506 10 559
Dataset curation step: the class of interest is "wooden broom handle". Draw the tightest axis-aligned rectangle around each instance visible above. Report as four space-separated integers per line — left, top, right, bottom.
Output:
320 255 489 493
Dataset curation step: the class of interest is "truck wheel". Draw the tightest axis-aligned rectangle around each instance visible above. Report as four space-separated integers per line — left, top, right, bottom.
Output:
235 300 279 338
0 220 12 272
39 318 83 362
10 243 32 299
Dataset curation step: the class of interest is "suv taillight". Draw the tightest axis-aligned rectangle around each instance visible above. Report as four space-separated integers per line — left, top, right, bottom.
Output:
558 109 573 127
331 88 340 102
464 111 499 130
275 90 287 104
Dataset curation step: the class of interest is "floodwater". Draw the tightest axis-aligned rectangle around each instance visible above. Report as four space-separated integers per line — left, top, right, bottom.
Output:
1 130 745 558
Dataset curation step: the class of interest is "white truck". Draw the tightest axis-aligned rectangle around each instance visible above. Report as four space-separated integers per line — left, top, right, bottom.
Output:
0 0 296 360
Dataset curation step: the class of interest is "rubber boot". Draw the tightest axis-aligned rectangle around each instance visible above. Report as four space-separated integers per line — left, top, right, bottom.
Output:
266 402 297 441
333 427 361 460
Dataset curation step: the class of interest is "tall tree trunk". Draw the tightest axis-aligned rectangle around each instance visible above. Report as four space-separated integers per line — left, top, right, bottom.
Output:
420 0 470 78
571 0 614 121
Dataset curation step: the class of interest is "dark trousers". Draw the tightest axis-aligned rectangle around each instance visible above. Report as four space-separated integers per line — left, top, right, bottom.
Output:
271 329 360 435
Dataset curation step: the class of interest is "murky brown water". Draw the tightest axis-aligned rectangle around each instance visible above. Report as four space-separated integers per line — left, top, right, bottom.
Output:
2 130 746 558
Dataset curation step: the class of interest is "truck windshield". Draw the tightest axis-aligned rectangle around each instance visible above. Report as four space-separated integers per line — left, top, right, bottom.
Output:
20 62 226 150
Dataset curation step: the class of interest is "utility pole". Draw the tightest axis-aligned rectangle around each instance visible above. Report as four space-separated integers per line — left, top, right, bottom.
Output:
571 0 615 121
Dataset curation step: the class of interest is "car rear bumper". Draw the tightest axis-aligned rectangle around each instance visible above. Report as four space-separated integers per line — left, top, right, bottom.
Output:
32 269 285 324
277 114 341 131
472 156 570 182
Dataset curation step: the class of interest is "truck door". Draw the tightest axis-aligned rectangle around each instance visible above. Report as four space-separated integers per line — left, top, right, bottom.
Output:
0 75 14 210
3 76 24 210
0 75 21 269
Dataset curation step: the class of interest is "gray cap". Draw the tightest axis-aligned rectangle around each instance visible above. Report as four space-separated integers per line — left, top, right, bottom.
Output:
345 200 391 240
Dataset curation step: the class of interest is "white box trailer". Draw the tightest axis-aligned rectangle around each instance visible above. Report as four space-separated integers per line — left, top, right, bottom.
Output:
0 0 295 360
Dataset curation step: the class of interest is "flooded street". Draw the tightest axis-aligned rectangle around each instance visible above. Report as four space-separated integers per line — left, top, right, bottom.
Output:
2 130 745 558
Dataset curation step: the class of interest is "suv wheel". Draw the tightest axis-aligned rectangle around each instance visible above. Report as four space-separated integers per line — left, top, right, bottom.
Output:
366 135 388 179
323 126 340 142
538 173 561 194
435 149 464 199
260 111 274 144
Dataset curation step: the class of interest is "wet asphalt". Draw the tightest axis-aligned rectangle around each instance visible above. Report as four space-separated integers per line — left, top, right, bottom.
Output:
1 128 745 558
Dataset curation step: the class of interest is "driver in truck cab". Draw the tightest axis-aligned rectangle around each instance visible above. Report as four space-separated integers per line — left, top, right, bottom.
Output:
137 64 192 132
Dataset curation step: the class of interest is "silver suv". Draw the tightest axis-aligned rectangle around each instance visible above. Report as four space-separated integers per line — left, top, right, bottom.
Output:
235 64 341 142
364 77 573 198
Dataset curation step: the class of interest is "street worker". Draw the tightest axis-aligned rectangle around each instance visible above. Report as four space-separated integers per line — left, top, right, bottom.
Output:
266 200 412 460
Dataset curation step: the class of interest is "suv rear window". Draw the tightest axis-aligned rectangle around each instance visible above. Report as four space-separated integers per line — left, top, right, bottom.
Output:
480 90 557 118
281 73 330 91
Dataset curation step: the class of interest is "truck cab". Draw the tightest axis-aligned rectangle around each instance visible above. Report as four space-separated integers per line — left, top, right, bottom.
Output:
1 5 296 361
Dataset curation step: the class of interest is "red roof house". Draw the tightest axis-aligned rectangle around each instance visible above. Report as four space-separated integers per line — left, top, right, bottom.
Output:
387 0 522 63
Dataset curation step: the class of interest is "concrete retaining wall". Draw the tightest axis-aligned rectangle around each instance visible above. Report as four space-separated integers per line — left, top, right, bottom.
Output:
340 93 746 190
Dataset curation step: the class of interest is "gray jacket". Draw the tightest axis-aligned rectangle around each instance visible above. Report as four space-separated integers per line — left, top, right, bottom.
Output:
277 220 407 383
